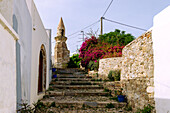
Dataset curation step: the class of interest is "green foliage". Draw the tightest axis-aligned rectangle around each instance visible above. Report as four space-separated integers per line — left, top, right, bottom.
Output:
17 101 33 113
88 60 99 71
68 54 81 68
105 103 115 108
124 105 132 111
79 29 134 68
108 70 121 81
110 97 118 101
108 71 114 81
104 88 110 92
99 29 135 46
91 78 102 81
50 102 56 107
17 100 48 113
136 104 154 113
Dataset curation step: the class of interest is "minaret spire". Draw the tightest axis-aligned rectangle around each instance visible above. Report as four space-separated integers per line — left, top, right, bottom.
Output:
57 17 65 36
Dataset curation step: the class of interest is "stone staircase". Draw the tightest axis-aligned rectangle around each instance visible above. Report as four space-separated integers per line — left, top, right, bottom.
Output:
40 69 128 113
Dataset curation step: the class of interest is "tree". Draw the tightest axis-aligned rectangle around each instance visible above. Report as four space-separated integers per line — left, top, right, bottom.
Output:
98 29 135 46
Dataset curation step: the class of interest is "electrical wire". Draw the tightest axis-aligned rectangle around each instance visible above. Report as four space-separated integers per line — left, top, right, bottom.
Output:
102 0 114 17
104 18 147 31
68 20 100 38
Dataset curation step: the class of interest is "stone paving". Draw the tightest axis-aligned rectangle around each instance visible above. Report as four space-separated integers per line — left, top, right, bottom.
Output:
39 69 130 113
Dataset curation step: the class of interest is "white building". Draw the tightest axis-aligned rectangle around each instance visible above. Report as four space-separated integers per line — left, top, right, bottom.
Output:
0 0 52 112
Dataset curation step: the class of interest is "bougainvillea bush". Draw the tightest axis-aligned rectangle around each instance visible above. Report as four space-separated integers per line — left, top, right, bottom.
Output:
79 29 134 68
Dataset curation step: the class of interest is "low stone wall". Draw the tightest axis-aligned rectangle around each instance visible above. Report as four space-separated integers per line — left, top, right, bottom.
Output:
121 31 154 111
98 57 122 79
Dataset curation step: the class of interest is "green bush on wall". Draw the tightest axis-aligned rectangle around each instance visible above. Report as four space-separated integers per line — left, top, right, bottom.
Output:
108 70 121 81
88 60 99 71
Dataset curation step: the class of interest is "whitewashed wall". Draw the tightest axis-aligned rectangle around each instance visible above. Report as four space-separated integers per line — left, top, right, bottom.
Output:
153 6 170 113
30 1 50 104
13 0 32 104
0 13 18 113
0 0 13 25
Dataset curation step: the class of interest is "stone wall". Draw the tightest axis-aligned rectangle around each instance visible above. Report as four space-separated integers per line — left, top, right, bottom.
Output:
121 31 154 110
98 57 122 79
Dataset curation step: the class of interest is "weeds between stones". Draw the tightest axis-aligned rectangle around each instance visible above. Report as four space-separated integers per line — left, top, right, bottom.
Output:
105 103 115 108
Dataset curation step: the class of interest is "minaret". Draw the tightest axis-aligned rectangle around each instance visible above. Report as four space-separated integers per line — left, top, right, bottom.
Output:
54 17 70 68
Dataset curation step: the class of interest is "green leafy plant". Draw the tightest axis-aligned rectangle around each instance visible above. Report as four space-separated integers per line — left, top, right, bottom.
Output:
68 54 81 68
105 103 115 108
104 88 110 92
114 70 121 81
17 100 48 113
17 101 33 113
124 105 132 111
99 29 134 47
136 104 154 113
108 70 121 81
88 60 99 71
50 102 56 107
108 70 114 81
109 97 118 101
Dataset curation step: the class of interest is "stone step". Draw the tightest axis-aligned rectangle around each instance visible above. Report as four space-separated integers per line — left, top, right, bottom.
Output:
41 100 126 108
43 95 112 102
46 107 125 113
50 85 103 89
54 78 92 81
46 91 109 96
50 81 103 85
55 75 92 78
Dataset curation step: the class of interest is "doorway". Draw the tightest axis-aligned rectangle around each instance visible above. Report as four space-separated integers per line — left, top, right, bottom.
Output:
38 45 47 94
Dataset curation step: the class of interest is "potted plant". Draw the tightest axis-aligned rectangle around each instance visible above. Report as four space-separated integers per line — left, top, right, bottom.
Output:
117 90 125 102
53 74 57 78
52 68 56 72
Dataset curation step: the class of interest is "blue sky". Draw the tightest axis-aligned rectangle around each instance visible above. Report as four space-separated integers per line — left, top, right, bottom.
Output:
34 0 170 55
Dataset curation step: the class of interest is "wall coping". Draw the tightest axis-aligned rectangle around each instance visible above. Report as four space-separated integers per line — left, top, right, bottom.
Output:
123 30 152 49
0 13 19 40
99 57 122 61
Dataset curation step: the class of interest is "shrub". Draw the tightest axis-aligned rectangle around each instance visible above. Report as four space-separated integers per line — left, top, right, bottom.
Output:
114 70 121 81
79 36 124 68
136 104 154 113
108 70 121 81
105 103 115 108
108 70 114 81
79 29 135 68
88 60 99 71
68 54 81 68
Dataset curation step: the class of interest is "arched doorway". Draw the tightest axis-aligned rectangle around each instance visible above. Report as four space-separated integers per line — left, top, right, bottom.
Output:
38 45 47 94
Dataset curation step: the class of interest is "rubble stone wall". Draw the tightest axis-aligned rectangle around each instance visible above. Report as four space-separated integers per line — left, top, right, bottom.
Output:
121 31 155 110
98 57 122 79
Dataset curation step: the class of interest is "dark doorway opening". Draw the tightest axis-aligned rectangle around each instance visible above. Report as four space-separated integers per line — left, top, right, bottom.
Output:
38 51 43 93
38 45 47 94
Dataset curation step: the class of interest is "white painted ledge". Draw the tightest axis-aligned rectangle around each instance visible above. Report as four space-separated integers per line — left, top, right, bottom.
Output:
0 13 19 40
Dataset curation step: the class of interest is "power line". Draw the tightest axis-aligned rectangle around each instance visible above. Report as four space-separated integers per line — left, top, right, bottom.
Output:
104 18 147 31
102 0 114 17
68 20 100 39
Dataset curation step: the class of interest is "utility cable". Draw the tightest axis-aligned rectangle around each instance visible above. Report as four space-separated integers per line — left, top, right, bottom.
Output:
104 18 147 31
102 0 114 17
68 20 100 39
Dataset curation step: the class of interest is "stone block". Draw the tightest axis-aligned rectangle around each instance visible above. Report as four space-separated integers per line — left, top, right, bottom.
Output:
147 86 154 93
